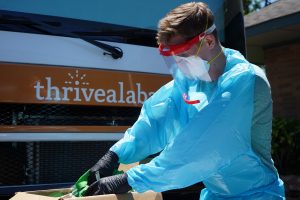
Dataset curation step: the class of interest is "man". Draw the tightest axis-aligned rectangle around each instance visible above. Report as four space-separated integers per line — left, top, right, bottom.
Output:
76 2 285 199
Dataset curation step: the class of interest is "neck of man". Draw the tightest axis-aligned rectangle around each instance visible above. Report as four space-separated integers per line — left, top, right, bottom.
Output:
208 43 226 81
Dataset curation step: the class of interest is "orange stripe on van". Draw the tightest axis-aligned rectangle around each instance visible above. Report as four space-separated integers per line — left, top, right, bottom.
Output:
0 125 129 133
0 62 171 107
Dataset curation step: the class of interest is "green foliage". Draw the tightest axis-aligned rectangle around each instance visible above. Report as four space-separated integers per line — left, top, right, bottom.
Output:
243 0 274 15
272 118 300 174
243 0 262 15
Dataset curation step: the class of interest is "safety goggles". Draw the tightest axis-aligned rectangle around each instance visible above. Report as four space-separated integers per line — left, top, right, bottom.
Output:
159 24 216 56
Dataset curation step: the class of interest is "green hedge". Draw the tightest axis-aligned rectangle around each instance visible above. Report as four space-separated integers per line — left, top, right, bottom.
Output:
272 118 300 175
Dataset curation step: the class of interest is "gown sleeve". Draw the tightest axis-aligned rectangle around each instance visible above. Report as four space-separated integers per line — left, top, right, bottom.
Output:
126 65 257 192
110 81 176 164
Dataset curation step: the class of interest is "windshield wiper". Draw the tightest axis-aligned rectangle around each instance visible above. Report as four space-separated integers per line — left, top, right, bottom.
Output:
0 15 123 59
38 20 123 59
78 36 123 59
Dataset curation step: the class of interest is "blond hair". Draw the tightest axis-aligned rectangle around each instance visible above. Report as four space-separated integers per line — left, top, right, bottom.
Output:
157 2 215 45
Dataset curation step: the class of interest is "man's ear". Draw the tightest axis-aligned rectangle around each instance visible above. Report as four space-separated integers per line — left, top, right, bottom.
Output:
204 34 216 49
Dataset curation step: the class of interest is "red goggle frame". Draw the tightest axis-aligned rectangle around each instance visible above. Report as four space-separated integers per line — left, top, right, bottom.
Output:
159 33 205 56
158 24 216 56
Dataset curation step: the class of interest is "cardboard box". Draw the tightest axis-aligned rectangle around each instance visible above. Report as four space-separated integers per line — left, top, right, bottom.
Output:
10 189 162 200
10 163 163 200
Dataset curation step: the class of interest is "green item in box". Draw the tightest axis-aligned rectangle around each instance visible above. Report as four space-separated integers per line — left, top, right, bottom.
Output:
48 191 65 197
72 170 90 197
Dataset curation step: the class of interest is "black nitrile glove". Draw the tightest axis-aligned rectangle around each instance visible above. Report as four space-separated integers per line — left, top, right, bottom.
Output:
88 151 119 185
84 173 132 196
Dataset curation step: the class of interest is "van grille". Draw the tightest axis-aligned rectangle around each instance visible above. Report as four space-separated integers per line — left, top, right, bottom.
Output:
0 141 115 185
0 103 140 126
0 103 139 189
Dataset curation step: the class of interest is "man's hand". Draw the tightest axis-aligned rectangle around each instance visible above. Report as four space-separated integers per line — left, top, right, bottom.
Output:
88 151 119 185
84 173 132 196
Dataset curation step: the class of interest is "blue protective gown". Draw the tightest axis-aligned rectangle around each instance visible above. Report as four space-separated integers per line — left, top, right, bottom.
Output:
110 48 285 199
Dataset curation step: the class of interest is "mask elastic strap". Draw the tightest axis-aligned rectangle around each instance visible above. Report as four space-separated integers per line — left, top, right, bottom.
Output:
196 17 209 56
196 23 216 56
208 47 223 65
196 35 205 56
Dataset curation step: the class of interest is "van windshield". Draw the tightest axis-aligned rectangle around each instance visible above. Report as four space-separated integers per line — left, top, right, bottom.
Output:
0 0 225 42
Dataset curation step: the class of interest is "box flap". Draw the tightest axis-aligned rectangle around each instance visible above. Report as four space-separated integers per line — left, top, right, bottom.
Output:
69 191 162 200
10 191 162 200
10 192 57 200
